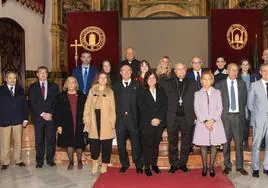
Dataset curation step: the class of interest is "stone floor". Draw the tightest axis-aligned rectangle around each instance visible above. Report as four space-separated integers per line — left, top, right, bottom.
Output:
1 163 268 188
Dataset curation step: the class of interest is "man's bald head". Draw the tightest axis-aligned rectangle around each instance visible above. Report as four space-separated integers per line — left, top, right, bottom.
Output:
125 47 135 61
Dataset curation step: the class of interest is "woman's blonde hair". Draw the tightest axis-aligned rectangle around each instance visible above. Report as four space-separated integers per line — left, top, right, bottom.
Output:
201 71 214 86
63 76 79 91
92 72 112 88
156 56 172 77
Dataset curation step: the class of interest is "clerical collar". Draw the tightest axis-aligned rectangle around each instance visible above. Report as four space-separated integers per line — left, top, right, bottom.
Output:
176 77 184 82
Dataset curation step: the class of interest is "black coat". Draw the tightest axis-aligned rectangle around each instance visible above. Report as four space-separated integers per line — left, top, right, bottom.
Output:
0 84 28 126
166 78 198 129
138 87 167 130
113 80 141 127
54 91 87 148
28 81 59 123
120 59 141 79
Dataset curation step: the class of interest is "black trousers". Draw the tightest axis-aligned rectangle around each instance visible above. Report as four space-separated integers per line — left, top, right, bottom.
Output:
116 115 141 168
141 125 164 168
243 120 250 143
89 109 113 163
167 116 190 167
34 119 56 163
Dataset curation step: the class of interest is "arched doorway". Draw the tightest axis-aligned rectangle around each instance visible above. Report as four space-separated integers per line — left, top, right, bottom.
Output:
0 18 25 88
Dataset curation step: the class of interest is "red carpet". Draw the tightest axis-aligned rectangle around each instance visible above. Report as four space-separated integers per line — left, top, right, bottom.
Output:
93 167 234 188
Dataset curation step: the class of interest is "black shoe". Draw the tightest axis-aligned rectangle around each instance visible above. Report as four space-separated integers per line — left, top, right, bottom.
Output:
1 165 9 170
209 168 215 177
178 165 189 172
136 167 143 174
119 166 128 173
168 165 178 173
47 161 56 167
263 169 268 176
36 163 43 168
67 162 74 170
152 165 161 174
217 145 224 152
189 146 194 153
222 167 231 175
77 161 83 170
202 167 207 176
16 162 25 167
252 170 259 178
145 168 153 176
236 168 249 175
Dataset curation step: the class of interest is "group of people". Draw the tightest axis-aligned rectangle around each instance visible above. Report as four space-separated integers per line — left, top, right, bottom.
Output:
0 47 268 179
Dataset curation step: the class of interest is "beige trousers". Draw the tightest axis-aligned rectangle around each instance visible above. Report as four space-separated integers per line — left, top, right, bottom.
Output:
0 124 23 165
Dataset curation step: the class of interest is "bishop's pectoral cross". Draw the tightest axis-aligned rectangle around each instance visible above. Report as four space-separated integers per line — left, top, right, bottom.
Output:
70 39 82 67
179 97 183 106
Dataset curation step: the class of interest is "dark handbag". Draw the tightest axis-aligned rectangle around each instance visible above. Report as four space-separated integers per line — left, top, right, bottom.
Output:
83 132 90 146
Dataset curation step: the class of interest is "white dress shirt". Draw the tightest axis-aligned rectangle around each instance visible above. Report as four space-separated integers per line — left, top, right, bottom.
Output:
39 80 48 100
150 88 156 102
7 84 15 96
193 70 202 81
82 65 90 76
227 78 239 113
122 79 131 87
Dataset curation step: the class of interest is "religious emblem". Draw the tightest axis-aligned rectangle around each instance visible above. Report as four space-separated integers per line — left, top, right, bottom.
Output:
227 24 248 50
80 26 106 51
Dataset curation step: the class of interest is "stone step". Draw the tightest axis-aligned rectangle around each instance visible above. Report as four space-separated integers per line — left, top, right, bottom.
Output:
21 125 259 169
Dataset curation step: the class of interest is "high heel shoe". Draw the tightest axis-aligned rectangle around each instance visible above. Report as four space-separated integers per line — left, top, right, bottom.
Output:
202 167 207 176
209 168 215 177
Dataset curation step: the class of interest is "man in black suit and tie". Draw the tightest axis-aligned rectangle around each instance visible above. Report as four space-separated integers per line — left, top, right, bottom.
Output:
113 64 142 173
215 63 248 176
29 66 59 168
120 47 141 79
166 63 198 173
0 71 28 170
186 56 209 90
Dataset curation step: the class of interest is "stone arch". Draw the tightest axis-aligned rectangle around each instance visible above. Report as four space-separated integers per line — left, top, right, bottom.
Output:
134 4 194 17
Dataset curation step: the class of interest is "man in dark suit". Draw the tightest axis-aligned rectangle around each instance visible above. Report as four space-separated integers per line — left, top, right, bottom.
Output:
119 47 141 79
0 71 28 170
72 51 97 95
28 66 59 168
215 63 248 176
166 63 198 173
186 56 209 90
113 64 142 174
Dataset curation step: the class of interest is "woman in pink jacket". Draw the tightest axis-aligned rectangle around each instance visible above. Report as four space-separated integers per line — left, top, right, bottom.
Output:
193 71 226 177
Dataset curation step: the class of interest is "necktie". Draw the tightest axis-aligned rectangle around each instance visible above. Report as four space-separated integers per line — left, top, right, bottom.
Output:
230 80 236 111
196 72 201 89
124 82 129 88
10 87 14 96
41 83 45 99
266 83 268 100
83 67 88 93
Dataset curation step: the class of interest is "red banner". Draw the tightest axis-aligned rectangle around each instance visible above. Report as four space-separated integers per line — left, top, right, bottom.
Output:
67 11 119 72
211 9 263 71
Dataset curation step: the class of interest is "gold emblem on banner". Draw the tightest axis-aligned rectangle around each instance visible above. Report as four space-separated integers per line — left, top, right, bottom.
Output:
227 24 248 50
80 26 106 52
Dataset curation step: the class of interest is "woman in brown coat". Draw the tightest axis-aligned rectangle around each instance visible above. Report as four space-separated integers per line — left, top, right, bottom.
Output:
83 72 116 175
